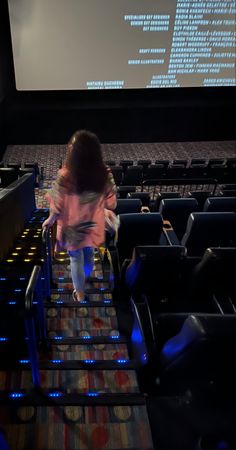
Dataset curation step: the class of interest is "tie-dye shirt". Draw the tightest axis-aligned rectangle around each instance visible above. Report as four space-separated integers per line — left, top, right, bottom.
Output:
45 167 117 250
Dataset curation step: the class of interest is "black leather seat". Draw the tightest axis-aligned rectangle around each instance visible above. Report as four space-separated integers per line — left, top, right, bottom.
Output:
115 198 142 215
144 164 165 180
203 197 236 213
0 168 18 188
110 166 123 185
117 185 136 198
154 192 181 211
189 247 236 309
122 165 143 186
181 212 236 256
116 213 164 268
159 198 198 240
127 192 150 207
187 191 214 210
119 160 133 171
160 314 236 389
125 245 186 308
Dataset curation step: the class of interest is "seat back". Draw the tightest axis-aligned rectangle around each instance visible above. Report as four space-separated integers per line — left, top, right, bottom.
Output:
110 166 123 185
159 198 198 240
127 192 150 207
116 213 163 265
181 212 236 256
125 245 186 303
0 168 18 187
161 314 236 384
117 185 136 198
204 197 236 213
122 165 143 186
190 247 236 303
115 198 142 215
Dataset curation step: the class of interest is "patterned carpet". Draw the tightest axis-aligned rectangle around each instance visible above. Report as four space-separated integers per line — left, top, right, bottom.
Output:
0 405 153 450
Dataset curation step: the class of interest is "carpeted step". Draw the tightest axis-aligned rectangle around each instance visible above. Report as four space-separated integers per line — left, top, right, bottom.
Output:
46 315 118 337
0 404 154 450
42 343 129 361
0 369 139 393
49 292 113 304
52 281 111 292
46 306 117 320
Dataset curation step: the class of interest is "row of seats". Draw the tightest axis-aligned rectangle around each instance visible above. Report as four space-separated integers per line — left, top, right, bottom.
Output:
0 163 40 188
106 157 236 170
109 163 236 186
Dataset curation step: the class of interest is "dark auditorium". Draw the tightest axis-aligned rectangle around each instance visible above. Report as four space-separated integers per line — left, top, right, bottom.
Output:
0 0 236 449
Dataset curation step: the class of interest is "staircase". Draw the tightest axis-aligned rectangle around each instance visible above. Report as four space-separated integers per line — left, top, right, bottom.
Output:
0 219 154 449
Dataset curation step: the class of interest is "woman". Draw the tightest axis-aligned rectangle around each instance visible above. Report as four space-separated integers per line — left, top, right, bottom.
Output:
42 130 117 302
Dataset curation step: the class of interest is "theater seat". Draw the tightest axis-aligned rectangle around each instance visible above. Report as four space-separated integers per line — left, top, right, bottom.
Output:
160 314 236 386
125 245 186 307
116 213 164 268
114 198 142 215
181 212 236 256
127 192 150 207
203 197 236 213
159 198 198 240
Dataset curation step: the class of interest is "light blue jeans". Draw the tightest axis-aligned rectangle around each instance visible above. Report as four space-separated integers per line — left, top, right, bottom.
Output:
68 247 94 292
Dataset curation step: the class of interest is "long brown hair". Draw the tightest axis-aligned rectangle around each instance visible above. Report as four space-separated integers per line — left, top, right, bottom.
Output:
63 130 108 193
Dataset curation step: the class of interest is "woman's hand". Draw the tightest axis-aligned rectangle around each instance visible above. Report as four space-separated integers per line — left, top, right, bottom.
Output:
42 213 58 229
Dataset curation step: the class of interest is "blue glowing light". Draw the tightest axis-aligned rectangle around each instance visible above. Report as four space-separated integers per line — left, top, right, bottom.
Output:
87 392 99 397
51 360 62 364
58 277 65 281
117 359 128 364
99 287 105 291
19 277 26 281
0 277 6 281
9 392 24 398
48 392 63 397
103 300 111 304
82 335 91 340
217 441 230 450
131 328 143 344
8 301 16 305
80 300 88 304
19 360 30 364
110 335 119 340
57 288 64 292
56 301 64 304
14 289 22 292
0 337 8 341
84 359 95 364
53 336 63 340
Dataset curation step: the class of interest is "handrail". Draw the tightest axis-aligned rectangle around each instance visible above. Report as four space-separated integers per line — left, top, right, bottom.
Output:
25 265 41 312
42 224 50 244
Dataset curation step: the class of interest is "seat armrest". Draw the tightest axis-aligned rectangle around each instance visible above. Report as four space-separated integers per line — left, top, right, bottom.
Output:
162 221 180 245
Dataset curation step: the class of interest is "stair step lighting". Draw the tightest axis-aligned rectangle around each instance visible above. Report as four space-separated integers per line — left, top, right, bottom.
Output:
9 392 25 399
48 391 63 398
